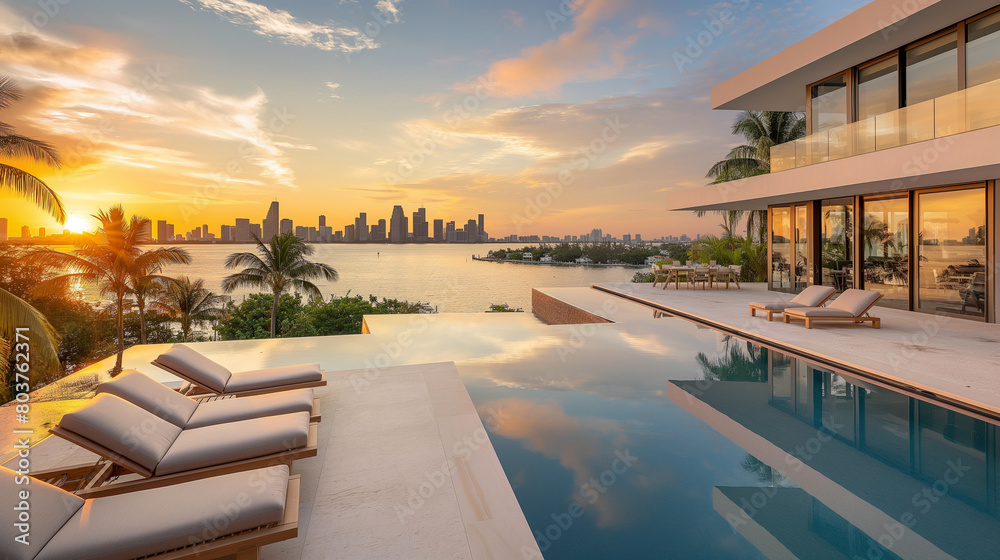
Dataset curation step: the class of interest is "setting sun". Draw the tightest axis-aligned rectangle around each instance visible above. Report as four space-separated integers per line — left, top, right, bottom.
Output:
64 214 92 233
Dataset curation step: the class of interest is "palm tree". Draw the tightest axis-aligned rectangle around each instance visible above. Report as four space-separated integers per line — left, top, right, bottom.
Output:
222 233 338 338
702 111 806 244
0 76 65 381
158 276 226 342
129 242 192 344
33 206 189 374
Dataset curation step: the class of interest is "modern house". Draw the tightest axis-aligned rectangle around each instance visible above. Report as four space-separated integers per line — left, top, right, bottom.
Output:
668 0 1000 322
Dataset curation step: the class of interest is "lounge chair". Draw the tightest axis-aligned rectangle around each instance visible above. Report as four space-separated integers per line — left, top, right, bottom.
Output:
651 264 670 287
152 344 326 396
48 393 317 497
1 464 299 560
97 369 321 427
749 285 836 321
782 289 883 329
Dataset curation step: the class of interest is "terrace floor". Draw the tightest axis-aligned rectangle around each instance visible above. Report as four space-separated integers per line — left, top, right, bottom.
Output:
538 282 1000 417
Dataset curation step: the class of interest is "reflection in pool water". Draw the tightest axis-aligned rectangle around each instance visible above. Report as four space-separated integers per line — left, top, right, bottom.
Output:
452 316 999 559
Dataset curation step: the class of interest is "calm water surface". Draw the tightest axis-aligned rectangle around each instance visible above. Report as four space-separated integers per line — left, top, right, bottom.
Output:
147 244 635 312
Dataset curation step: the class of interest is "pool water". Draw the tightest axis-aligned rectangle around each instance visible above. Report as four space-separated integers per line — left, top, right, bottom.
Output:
435 315 1000 559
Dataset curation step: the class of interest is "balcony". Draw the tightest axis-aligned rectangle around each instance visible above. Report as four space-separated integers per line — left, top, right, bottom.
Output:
771 78 1000 172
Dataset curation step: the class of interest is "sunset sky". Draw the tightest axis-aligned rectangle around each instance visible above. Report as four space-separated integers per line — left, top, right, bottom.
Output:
0 0 866 239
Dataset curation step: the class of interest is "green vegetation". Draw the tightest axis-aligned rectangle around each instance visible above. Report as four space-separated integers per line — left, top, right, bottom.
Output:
0 76 66 384
33 206 191 374
485 242 661 265
223 232 338 338
487 303 522 312
216 293 428 340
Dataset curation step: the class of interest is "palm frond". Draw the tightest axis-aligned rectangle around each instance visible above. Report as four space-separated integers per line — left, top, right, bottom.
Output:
0 287 61 377
0 134 61 166
0 163 67 223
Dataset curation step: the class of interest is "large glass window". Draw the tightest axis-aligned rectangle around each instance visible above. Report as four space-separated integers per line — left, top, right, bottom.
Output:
769 351 794 414
794 206 811 290
771 207 792 290
967 11 1000 87
857 56 899 120
819 372 856 443
810 75 848 133
916 187 987 317
863 196 910 308
905 32 958 106
821 198 854 292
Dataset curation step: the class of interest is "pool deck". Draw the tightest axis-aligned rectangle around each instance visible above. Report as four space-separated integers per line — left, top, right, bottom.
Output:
2 343 541 559
533 282 1000 418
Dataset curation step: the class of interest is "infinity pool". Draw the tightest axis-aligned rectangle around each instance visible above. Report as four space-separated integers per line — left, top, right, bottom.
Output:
423 314 1000 559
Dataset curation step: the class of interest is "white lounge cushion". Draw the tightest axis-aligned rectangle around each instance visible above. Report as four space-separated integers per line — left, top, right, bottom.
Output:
186 389 315 428
827 288 882 315
96 369 198 427
784 307 857 318
0 467 84 560
59 394 180 473
155 344 233 393
749 301 811 311
225 363 323 392
33 465 289 560
155 411 310 475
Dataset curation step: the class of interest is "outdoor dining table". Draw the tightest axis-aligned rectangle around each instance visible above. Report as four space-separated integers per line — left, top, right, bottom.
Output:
662 266 733 289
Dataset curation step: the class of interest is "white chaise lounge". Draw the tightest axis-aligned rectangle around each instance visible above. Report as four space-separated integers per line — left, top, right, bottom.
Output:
748 285 837 321
97 369 321 427
152 344 326 396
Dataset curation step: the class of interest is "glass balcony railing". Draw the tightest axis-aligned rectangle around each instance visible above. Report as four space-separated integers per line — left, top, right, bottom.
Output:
770 77 1000 172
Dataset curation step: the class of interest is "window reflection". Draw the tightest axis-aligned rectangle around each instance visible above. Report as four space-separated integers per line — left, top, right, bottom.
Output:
811 75 848 133
821 199 854 292
863 196 910 308
771 207 792 291
858 56 899 120
917 187 987 317
967 11 1000 87
905 32 958 106
917 401 988 508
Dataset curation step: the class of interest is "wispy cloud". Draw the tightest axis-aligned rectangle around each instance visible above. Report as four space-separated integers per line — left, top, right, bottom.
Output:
468 0 640 98
178 0 377 52
501 9 525 30
375 0 403 23
325 81 342 98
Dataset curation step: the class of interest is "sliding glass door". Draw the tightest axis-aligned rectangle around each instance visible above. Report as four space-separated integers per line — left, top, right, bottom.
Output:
821 199 855 292
862 195 910 308
771 207 792 291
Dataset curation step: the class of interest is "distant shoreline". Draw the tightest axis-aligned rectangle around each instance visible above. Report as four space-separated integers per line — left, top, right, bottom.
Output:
472 256 645 268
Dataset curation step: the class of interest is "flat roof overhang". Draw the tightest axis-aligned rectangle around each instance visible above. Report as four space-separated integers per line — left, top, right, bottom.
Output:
667 125 1000 211
712 0 1000 111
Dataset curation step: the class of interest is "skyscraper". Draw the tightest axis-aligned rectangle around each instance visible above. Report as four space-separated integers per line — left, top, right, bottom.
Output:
157 220 168 243
249 223 262 240
221 225 234 242
235 219 251 242
445 221 455 242
478 214 485 242
355 212 368 242
0 217 7 242
376 219 387 242
280 219 293 235
465 219 478 243
21 226 30 239
412 208 427 242
262 201 279 241
166 224 174 242
390 205 406 243
433 219 443 241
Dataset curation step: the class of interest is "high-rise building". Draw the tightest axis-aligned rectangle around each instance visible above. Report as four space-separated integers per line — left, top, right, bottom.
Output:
250 223 262 240
192 227 202 240
465 219 478 243
38 227 45 238
445 221 456 242
0 217 7 242
221 225 234 242
412 208 427 242
21 226 30 239
345 224 356 242
478 214 485 242
235 219 251 243
166 224 174 242
591 228 603 242
262 201 279 240
433 219 443 242
390 205 406 243
318 215 326 228
375 219 387 242
356 213 368 242
280 219 293 235
295 226 308 239
157 220 168 243
623 234 631 244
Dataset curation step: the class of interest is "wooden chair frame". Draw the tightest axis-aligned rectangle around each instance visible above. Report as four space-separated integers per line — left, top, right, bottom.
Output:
191 393 323 424
749 291 836 321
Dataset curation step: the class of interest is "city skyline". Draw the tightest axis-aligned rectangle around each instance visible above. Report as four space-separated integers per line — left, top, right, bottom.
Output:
0 0 860 239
